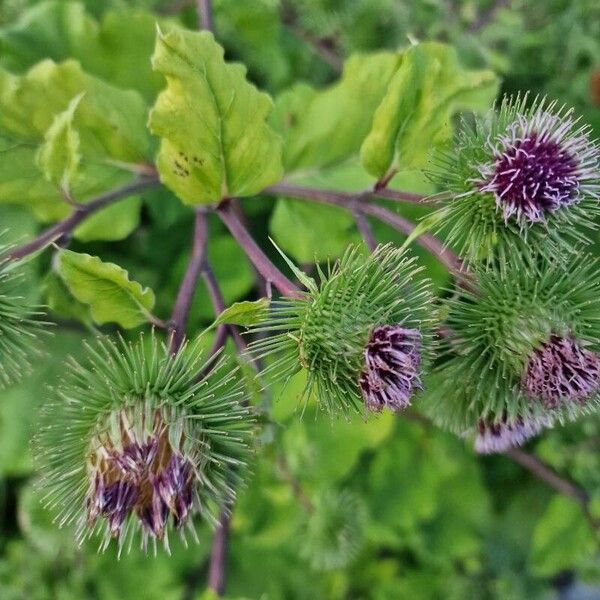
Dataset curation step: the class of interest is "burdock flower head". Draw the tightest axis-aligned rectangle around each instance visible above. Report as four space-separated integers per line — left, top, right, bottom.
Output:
421 253 600 452
36 333 254 553
432 95 600 265
249 245 434 415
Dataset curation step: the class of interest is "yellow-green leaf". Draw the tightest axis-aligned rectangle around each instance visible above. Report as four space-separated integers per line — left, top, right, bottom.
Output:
360 42 499 179
36 93 83 193
149 27 283 205
54 249 155 328
214 298 270 327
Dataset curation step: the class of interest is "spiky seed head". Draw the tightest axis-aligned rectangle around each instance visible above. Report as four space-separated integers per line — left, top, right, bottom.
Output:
0 254 48 387
474 412 554 454
248 245 435 415
431 95 600 265
359 325 422 412
299 489 366 572
522 335 600 408
420 253 600 438
35 332 254 554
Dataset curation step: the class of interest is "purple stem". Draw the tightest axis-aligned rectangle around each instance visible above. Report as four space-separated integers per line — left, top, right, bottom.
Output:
266 182 428 205
169 210 209 354
352 208 377 251
197 0 214 31
207 509 231 595
6 176 159 262
263 184 462 275
217 200 302 299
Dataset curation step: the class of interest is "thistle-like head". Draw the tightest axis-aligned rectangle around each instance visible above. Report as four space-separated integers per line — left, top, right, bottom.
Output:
36 333 254 553
433 95 600 264
421 253 600 446
249 245 435 415
522 335 600 408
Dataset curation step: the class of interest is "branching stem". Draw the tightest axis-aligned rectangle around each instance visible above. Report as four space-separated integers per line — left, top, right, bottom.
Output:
169 209 209 354
217 199 302 299
6 176 159 262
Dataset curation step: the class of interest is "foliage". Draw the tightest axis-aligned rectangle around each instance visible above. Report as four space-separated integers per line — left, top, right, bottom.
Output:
0 1 599 599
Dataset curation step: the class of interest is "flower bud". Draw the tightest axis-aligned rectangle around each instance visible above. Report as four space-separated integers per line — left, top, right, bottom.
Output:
36 333 254 553
249 245 434 415
432 95 600 264
421 253 600 444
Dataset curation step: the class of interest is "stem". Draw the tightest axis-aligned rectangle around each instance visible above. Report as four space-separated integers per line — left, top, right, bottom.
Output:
263 183 462 274
352 208 377 251
202 261 247 355
196 0 214 31
6 177 159 262
217 200 302 299
169 210 208 354
266 182 428 205
360 202 463 274
207 509 231 596
505 447 589 507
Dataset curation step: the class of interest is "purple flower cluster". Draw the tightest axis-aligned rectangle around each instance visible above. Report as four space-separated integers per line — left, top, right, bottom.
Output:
522 335 600 408
477 109 599 225
475 412 553 454
86 426 195 541
359 325 422 412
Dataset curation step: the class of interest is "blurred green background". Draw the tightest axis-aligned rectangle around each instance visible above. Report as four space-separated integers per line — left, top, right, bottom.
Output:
0 0 599 598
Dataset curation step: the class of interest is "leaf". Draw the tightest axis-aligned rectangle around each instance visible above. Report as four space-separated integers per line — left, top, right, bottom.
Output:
36 93 83 193
0 61 149 163
215 299 270 327
360 42 499 178
54 249 156 328
0 59 150 232
270 199 359 263
149 27 283 205
529 496 596 577
43 272 93 326
73 195 141 242
0 1 164 100
272 52 401 175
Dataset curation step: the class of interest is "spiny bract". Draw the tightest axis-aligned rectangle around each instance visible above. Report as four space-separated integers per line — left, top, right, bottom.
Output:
35 332 254 554
0 250 47 387
248 244 435 415
431 94 600 266
421 252 600 452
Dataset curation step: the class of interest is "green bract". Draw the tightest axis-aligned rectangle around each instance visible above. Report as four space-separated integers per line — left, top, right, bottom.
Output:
249 244 435 415
0 253 47 388
422 253 600 437
35 332 254 553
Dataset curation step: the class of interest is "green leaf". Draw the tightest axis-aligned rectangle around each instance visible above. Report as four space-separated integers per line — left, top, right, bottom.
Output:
73 195 142 242
360 42 499 178
0 61 149 163
54 249 156 328
270 199 358 263
529 496 596 577
43 272 92 326
0 59 150 232
36 92 83 193
0 2 164 101
149 27 283 205
272 52 401 175
215 298 270 327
